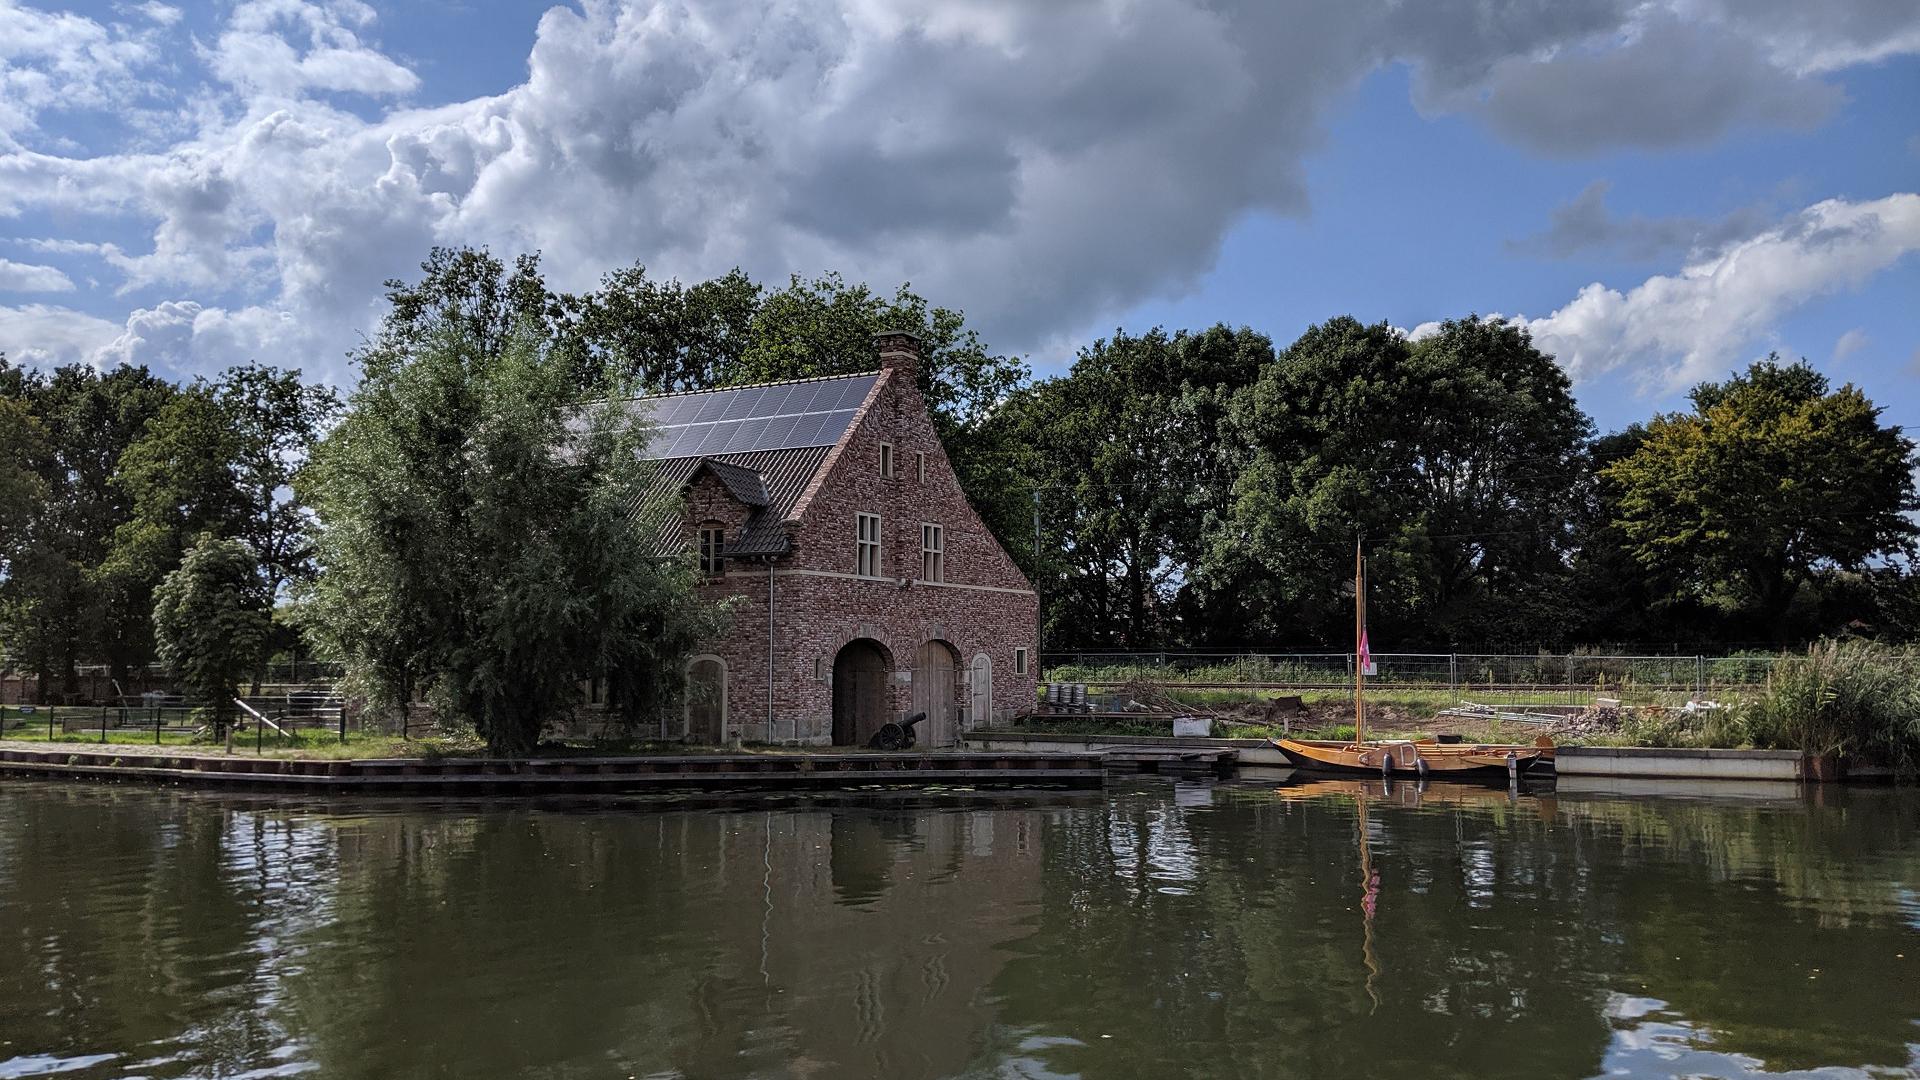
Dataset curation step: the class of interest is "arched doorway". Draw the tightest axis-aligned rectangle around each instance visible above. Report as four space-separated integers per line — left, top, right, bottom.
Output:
831 639 890 746
911 640 960 747
968 653 993 731
685 655 726 742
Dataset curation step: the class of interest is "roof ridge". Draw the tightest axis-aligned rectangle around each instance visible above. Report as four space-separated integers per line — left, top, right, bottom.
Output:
616 369 882 405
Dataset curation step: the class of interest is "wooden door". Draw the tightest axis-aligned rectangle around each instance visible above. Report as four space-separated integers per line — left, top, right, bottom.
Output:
686 657 725 743
968 653 993 730
911 641 958 747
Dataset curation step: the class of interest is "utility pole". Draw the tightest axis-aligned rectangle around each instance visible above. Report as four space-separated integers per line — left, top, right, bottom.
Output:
1032 488 1041 563
1032 488 1044 660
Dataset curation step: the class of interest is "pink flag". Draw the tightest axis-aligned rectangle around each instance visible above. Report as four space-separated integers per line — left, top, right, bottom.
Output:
1359 627 1376 677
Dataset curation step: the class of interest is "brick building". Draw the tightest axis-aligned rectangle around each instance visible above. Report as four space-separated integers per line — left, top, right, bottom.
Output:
626 332 1038 745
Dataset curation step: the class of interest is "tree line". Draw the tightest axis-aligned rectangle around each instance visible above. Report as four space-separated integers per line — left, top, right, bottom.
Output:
3 246 1915 743
992 320 1918 651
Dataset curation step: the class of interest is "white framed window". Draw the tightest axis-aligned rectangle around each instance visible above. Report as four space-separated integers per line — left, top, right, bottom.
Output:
879 442 895 478
920 522 944 582
1014 648 1029 676
857 512 883 577
915 451 927 482
698 525 726 577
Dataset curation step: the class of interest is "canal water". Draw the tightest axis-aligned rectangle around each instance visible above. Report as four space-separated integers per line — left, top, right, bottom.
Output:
0 778 1914 1079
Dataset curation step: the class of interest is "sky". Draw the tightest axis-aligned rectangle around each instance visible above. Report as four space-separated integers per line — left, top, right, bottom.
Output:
0 0 1916 433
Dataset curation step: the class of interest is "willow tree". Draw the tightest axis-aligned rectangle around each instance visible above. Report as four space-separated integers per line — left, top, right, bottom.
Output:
300 320 726 756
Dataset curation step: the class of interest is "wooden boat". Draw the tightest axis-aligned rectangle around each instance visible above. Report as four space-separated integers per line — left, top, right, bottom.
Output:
1272 735 1553 779
1270 539 1553 780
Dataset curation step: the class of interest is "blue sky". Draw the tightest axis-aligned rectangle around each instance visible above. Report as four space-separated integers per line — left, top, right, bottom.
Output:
1 0 1917 434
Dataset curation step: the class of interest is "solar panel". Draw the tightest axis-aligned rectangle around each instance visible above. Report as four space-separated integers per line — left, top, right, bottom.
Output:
722 417 771 454
629 374 879 460
760 414 800 448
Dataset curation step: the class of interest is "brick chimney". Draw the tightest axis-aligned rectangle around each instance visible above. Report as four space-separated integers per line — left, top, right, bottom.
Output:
873 330 922 379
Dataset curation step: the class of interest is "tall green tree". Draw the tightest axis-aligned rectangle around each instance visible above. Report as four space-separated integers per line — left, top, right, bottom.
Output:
994 325 1271 647
1602 357 1917 639
1213 316 1591 648
98 385 244 678
0 364 176 696
0 392 47 583
152 535 270 736
562 265 762 392
214 365 342 599
301 317 727 755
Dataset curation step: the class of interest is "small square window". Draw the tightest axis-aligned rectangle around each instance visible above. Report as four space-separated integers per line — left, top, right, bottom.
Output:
920 522 944 583
1014 648 1029 676
698 525 726 577
915 451 927 482
879 442 895 478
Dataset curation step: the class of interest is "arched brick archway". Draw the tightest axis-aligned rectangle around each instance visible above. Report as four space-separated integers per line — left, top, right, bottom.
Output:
831 638 892 747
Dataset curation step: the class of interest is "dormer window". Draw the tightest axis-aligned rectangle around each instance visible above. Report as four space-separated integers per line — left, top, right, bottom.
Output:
698 525 726 577
879 442 895 478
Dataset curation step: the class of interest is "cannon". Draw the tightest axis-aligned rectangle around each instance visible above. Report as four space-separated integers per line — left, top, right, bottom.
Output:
867 711 928 751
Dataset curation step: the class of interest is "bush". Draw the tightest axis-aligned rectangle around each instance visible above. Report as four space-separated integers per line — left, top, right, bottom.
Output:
1742 640 1920 772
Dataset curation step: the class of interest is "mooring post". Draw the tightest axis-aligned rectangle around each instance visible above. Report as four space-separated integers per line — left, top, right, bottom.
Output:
100 704 107 744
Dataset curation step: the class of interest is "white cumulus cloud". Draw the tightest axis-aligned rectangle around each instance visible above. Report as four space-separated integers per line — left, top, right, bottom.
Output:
0 257 73 292
1520 194 1920 388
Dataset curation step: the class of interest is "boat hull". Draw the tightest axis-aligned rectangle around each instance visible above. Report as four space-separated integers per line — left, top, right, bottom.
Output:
1272 738 1548 779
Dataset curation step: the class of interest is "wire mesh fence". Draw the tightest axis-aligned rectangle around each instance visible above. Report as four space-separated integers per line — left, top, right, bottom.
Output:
1040 650 1780 704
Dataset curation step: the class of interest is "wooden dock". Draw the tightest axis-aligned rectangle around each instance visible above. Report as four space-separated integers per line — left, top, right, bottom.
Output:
1097 748 1239 777
0 747 1106 793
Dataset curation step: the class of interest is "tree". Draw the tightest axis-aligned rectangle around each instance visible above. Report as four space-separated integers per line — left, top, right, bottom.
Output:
1602 357 1917 639
0 395 47 582
1213 316 1591 648
994 325 1271 647
301 316 727 756
214 364 342 599
562 265 762 392
152 535 270 736
0 363 176 697
98 384 245 680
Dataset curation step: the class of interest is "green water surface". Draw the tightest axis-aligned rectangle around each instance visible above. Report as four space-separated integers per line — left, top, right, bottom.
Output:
0 777 1914 1078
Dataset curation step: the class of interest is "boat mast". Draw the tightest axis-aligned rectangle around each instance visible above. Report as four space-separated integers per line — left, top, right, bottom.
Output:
1354 537 1366 746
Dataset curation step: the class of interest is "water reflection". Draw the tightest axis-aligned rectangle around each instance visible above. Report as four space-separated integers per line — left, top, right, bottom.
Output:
0 780 1913 1079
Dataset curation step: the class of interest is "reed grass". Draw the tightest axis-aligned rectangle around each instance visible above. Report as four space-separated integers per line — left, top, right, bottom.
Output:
1744 640 1920 772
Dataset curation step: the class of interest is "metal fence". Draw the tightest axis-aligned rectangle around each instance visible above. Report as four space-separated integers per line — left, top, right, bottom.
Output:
1 692 347 747
1041 651 1781 702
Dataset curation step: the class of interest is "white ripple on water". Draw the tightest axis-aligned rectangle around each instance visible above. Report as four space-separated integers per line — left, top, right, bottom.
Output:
1595 993 1901 1079
0 1052 119 1078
